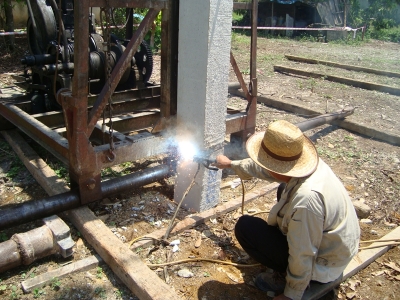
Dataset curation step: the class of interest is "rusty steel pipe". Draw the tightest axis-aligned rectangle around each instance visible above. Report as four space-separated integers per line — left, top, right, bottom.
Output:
0 164 173 230
296 107 355 132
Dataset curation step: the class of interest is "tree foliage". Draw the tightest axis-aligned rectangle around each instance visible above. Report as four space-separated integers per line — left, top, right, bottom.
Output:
108 8 162 51
347 0 400 28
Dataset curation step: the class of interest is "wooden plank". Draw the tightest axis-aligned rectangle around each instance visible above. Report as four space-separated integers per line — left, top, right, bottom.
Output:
302 226 400 300
21 255 103 293
274 65 400 96
228 84 400 146
343 226 400 279
3 130 179 299
285 55 400 78
0 130 68 196
65 207 179 300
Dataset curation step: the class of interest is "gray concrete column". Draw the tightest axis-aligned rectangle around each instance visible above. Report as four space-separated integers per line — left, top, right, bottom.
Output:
174 0 232 211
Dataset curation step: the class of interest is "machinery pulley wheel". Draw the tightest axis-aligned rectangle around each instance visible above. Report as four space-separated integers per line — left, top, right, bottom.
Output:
134 40 153 83
27 0 57 55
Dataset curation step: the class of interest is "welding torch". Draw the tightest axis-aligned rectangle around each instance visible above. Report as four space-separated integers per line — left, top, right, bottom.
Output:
193 154 218 171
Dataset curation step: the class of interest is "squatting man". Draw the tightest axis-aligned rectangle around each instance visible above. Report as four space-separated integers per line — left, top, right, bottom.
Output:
212 120 360 300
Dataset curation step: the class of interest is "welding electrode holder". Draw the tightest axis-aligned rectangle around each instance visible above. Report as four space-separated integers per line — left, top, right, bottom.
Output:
193 155 218 171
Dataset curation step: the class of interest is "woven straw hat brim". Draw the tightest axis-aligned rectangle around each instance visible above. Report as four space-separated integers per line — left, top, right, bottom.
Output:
246 131 319 178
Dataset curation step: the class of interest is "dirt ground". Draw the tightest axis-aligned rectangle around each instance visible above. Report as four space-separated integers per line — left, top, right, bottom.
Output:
0 35 399 300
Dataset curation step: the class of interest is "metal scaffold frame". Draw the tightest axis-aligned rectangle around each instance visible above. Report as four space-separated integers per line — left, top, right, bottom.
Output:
0 0 259 228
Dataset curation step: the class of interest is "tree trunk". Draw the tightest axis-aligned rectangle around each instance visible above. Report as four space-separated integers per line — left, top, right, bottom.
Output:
4 0 15 51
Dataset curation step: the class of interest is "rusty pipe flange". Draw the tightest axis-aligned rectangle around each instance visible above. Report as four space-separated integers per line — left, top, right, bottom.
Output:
11 226 55 265
0 240 21 273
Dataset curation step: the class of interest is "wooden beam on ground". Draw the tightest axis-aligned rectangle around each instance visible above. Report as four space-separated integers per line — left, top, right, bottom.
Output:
0 130 68 196
285 55 400 79
21 255 103 293
65 207 179 300
274 65 400 96
228 84 400 146
302 226 400 300
2 130 179 300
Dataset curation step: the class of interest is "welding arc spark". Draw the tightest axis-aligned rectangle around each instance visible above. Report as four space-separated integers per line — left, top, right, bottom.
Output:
178 141 198 161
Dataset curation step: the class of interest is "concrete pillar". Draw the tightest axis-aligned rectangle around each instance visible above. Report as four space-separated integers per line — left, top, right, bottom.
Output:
174 0 232 212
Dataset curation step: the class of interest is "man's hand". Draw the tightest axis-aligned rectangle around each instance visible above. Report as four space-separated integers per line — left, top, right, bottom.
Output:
273 294 291 300
212 155 232 169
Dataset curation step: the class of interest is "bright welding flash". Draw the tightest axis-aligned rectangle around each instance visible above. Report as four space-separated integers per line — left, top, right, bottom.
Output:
178 141 197 161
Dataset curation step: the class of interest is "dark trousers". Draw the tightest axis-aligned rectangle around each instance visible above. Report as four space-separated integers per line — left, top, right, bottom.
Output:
234 183 289 272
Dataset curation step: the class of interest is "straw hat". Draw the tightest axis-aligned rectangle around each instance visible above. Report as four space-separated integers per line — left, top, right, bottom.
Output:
246 120 319 177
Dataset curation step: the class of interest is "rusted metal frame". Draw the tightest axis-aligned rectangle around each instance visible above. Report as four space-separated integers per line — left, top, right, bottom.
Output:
92 125 128 144
87 86 161 106
110 96 161 115
0 100 31 130
32 111 66 128
90 0 167 9
226 112 248 134
230 51 250 101
160 1 171 119
0 103 69 165
246 0 258 132
230 0 258 142
35 96 161 130
87 8 161 136
58 0 101 203
106 111 160 133
94 134 169 168
58 111 160 140
153 0 178 133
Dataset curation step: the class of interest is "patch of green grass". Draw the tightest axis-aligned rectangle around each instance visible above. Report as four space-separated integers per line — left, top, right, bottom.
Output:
51 164 68 180
114 289 124 298
32 287 46 298
0 140 13 160
6 159 24 179
344 135 354 142
9 285 19 299
317 148 339 160
96 267 104 279
94 287 106 299
50 277 61 290
231 32 250 46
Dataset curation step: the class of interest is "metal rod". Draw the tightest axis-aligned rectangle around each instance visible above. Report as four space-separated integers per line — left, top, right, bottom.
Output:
296 107 355 132
0 164 173 230
232 26 365 32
